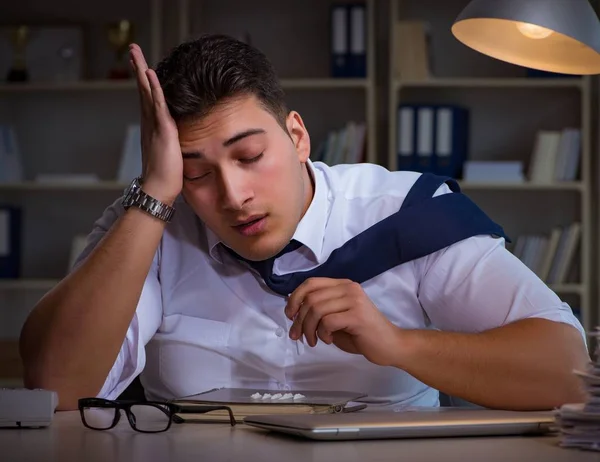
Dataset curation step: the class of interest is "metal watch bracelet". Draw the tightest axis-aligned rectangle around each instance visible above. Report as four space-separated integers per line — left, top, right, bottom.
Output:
122 177 176 223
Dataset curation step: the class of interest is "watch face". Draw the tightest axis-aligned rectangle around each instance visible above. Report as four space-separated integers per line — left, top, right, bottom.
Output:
122 178 140 207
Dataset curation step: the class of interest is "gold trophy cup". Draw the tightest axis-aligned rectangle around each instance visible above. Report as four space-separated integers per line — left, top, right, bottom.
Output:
6 25 30 82
107 20 134 79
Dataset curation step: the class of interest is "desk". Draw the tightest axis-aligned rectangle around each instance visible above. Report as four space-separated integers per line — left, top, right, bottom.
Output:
1 411 597 462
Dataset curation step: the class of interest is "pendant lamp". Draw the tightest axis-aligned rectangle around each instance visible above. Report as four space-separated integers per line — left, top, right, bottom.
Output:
451 0 600 75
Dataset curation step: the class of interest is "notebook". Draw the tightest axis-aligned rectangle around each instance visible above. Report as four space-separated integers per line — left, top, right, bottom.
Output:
243 408 557 440
170 387 368 423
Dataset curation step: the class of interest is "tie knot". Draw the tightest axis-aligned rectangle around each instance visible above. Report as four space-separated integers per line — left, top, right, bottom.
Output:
274 239 303 259
223 239 303 267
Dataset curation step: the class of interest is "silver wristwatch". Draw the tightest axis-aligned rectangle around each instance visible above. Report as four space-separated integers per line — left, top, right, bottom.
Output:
122 177 175 223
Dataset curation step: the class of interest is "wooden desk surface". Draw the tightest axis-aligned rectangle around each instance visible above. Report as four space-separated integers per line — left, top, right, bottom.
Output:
1 411 597 462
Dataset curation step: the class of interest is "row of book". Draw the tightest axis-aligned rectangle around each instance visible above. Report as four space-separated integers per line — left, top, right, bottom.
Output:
0 123 142 185
395 105 582 183
330 2 367 78
528 128 581 183
0 204 89 279
396 104 469 178
0 125 23 182
510 222 581 285
311 121 366 166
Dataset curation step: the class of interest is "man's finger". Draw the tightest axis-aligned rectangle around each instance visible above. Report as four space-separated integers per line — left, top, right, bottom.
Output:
289 285 347 341
129 43 150 72
301 298 349 347
146 68 167 113
289 301 310 341
317 312 351 345
129 44 152 114
285 278 350 320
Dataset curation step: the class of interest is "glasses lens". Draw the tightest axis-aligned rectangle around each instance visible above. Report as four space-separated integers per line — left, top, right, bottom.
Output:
129 404 171 432
82 407 118 430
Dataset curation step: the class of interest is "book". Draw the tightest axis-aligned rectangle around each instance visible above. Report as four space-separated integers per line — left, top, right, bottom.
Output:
0 206 21 279
117 124 142 182
0 125 23 183
169 387 368 423
393 20 431 81
330 2 367 78
528 131 562 183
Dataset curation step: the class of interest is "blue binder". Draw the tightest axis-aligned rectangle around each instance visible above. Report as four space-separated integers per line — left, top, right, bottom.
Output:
397 104 417 172
433 105 469 179
330 4 350 77
396 104 436 174
330 2 367 78
0 206 22 279
348 3 367 77
397 104 469 178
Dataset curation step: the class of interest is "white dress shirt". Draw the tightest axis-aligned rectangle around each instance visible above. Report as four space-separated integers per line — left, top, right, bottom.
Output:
76 160 585 408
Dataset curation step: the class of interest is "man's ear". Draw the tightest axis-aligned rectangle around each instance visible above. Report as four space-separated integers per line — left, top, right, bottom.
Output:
286 111 311 163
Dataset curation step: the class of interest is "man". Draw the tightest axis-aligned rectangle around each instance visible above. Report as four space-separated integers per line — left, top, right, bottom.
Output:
20 35 588 411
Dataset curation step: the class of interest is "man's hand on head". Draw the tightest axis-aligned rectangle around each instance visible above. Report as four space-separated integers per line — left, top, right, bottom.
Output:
129 43 183 205
284 277 403 367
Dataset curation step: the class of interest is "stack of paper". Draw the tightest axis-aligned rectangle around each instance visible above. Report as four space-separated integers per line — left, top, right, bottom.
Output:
463 161 525 183
556 329 600 451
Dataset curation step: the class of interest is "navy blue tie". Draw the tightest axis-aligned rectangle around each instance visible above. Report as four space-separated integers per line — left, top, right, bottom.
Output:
226 173 509 296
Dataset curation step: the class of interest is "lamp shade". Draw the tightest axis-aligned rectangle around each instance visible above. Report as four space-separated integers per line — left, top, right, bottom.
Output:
451 0 600 75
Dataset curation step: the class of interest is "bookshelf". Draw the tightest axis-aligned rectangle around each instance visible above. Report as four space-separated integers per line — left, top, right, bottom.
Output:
388 0 595 333
0 0 377 384
0 0 596 391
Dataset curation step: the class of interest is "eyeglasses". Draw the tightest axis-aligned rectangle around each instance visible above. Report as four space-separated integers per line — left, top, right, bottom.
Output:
78 398 236 433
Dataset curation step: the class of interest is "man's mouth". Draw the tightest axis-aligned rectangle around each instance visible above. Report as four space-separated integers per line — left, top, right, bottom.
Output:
232 215 267 236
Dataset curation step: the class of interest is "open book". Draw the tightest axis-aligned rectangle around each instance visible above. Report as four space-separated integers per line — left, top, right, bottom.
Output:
170 387 368 423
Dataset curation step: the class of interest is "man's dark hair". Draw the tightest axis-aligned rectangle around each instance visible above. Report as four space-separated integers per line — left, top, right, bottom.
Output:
154 34 289 130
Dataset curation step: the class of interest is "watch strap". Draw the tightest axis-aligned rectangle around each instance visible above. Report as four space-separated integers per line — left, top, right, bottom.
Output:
123 178 175 223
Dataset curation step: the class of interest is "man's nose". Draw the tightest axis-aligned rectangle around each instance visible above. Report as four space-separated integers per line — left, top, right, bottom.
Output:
218 171 252 210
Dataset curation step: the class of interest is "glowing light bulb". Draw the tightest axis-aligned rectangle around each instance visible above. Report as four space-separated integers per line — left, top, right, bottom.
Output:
516 22 554 39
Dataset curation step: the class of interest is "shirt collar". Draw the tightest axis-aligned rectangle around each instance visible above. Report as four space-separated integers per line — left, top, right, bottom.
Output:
206 159 329 264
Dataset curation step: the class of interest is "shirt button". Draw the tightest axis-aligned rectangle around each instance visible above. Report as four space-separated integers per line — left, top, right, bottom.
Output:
275 327 285 338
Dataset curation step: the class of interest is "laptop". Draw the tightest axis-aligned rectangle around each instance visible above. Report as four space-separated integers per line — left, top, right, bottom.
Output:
243 408 557 440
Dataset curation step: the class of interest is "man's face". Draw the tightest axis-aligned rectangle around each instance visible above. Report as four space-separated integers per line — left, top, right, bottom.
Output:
179 94 312 261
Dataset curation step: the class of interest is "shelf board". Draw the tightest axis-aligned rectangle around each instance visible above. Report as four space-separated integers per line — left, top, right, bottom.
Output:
0 181 127 191
395 77 584 90
280 78 369 89
549 284 583 295
0 279 60 290
0 78 369 93
458 181 584 191
0 80 137 93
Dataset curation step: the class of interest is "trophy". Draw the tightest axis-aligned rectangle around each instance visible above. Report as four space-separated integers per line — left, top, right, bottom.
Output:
6 25 30 82
107 20 134 79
